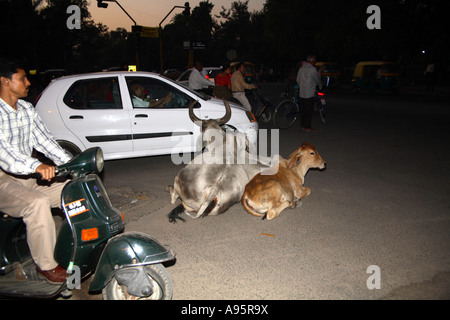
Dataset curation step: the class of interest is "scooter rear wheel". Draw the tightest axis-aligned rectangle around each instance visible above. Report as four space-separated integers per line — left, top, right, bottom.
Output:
102 264 173 300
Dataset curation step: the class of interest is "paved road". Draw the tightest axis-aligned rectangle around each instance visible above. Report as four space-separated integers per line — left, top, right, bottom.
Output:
73 83 450 300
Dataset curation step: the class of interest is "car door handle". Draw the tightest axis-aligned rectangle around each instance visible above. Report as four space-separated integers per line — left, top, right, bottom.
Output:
69 115 84 119
135 114 148 118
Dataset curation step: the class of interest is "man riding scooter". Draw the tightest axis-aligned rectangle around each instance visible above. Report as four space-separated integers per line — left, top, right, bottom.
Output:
231 62 258 112
0 61 71 284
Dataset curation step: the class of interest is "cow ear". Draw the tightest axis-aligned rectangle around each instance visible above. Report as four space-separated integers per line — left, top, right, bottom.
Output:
287 155 301 169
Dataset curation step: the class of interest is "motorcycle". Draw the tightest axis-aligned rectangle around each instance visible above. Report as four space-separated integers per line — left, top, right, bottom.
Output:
0 147 175 300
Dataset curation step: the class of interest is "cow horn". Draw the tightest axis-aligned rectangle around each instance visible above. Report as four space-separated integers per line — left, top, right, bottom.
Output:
188 99 231 126
217 99 232 125
188 100 202 124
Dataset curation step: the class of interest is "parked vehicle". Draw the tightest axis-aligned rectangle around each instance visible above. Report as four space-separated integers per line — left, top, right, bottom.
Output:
352 61 400 93
0 147 175 300
35 71 258 160
176 67 221 87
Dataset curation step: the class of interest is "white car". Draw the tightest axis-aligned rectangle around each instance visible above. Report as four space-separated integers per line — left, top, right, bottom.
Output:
35 71 258 160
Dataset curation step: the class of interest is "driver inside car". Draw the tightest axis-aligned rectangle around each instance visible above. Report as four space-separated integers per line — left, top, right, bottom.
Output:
128 80 173 108
0 62 71 283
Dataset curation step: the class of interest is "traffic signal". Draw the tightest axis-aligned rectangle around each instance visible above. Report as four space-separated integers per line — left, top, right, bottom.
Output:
97 1 108 8
183 2 190 17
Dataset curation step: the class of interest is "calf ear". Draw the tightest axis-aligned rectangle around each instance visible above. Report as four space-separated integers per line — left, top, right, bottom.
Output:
287 155 302 169
287 145 303 160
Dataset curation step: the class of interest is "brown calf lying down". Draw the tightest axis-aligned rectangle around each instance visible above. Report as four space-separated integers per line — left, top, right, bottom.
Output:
241 142 326 220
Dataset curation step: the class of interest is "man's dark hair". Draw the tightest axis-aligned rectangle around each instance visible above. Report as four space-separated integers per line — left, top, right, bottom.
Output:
0 59 24 79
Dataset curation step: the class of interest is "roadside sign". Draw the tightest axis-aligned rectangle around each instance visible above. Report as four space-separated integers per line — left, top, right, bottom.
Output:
140 26 159 38
183 40 206 50
132 25 159 38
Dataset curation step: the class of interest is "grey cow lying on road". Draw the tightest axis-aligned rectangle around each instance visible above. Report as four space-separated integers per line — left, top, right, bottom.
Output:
166 100 272 222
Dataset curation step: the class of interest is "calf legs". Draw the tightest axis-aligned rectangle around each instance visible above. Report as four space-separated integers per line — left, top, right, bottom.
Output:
266 185 311 220
266 199 294 220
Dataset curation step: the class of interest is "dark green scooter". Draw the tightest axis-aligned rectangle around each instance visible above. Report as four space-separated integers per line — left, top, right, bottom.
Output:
0 147 175 299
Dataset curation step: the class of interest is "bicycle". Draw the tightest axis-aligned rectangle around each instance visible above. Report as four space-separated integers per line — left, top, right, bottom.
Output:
273 87 326 129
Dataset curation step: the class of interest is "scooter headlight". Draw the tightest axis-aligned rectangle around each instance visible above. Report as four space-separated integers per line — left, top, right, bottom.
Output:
95 148 104 173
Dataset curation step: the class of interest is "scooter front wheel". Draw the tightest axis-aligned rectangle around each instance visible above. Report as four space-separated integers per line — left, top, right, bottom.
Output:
102 264 173 300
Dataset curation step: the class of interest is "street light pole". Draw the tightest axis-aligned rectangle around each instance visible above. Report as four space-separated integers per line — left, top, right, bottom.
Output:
97 0 136 25
159 3 190 74
97 0 139 69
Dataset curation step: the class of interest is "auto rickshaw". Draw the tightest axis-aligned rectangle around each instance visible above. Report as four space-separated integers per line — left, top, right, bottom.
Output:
316 62 340 91
352 61 400 93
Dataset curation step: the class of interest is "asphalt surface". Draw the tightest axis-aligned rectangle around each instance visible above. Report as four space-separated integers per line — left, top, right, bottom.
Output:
70 82 450 300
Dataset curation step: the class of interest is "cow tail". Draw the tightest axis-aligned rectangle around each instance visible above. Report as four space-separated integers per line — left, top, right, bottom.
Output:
168 204 186 223
165 184 179 204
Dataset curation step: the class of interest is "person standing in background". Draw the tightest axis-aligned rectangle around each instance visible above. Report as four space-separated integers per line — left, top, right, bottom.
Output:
213 64 232 100
189 62 214 95
296 55 322 132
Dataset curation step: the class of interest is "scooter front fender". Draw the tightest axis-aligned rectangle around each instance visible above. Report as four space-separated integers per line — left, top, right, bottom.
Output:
89 232 175 292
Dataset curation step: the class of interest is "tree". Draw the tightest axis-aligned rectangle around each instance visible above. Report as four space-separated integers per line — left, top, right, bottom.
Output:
1 0 447 80
159 1 216 69
0 0 45 67
212 1 255 63
37 0 91 68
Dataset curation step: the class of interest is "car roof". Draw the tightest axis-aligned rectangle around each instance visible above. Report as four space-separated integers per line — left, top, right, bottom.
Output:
47 71 166 84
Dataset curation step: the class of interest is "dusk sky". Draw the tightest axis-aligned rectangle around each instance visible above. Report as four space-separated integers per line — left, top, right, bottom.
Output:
89 0 266 31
